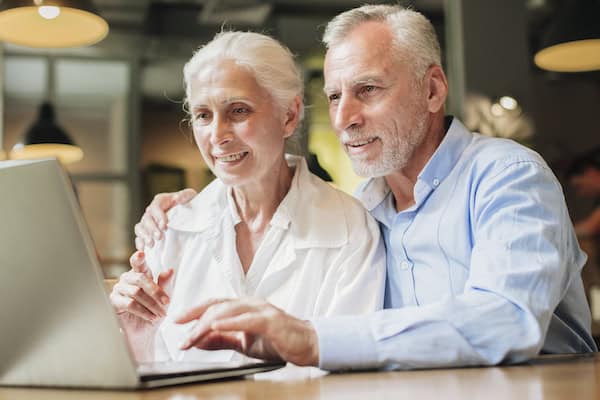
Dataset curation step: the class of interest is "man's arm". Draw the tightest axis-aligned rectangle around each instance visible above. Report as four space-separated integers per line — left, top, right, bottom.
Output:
315 159 591 370
175 159 592 370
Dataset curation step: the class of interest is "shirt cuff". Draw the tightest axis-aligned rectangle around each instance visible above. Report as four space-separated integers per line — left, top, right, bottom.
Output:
312 315 379 371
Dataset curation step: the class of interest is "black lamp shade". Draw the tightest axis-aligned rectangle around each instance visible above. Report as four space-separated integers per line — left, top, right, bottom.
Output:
534 0 600 72
10 102 84 164
24 102 74 146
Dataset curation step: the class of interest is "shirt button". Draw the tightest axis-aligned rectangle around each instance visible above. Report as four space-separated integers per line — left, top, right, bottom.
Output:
400 261 410 270
433 178 440 187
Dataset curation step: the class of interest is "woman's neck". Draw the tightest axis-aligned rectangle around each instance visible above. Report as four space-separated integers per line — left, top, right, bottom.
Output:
231 157 294 231
232 157 294 274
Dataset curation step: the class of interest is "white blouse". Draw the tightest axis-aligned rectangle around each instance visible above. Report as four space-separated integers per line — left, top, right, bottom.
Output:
132 155 385 362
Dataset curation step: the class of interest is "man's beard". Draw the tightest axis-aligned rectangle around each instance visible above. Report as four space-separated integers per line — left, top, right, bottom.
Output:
347 111 428 178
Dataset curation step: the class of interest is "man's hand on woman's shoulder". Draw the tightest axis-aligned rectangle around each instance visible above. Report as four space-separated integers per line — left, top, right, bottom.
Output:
134 188 197 250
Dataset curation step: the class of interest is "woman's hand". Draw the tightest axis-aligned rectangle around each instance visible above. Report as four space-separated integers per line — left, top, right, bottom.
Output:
110 251 174 322
134 189 197 250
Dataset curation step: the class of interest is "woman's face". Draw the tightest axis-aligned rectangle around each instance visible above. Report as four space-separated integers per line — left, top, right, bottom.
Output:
189 60 295 187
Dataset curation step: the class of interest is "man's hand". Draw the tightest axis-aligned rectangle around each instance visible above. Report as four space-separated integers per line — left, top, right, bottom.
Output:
175 299 320 367
109 251 173 322
134 189 197 250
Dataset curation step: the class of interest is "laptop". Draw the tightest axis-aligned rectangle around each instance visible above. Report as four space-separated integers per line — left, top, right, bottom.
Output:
0 159 284 389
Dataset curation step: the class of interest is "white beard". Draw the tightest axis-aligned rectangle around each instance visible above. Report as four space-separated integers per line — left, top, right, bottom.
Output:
348 109 429 178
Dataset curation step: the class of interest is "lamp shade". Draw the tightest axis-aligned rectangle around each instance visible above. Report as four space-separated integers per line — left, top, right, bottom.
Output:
0 0 108 48
10 102 83 164
534 1 600 72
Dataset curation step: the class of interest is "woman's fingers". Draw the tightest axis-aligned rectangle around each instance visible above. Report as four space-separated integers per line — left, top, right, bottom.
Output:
110 290 157 322
129 251 149 274
109 269 169 319
127 253 170 306
117 281 166 318
157 268 174 289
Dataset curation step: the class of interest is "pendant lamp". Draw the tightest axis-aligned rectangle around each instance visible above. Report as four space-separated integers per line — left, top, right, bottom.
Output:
534 0 600 72
0 0 108 48
9 102 83 164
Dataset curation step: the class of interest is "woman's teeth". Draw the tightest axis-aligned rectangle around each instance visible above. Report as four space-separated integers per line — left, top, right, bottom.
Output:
217 152 247 162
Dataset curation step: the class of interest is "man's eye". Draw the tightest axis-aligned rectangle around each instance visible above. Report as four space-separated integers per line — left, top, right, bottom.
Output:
232 107 249 114
361 85 377 94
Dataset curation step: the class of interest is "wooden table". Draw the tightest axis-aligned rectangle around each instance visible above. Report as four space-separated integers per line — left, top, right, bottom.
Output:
1 354 598 399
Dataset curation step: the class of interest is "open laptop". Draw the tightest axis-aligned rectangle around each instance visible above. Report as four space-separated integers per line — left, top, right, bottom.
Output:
0 159 284 389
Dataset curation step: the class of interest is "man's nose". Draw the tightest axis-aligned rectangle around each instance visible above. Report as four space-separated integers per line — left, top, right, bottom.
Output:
333 95 363 132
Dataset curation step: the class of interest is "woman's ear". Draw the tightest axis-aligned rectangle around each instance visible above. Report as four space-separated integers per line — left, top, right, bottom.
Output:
425 65 448 114
283 96 302 138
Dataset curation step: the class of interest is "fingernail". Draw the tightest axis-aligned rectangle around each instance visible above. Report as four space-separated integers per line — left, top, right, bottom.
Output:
179 340 189 349
161 296 169 305
154 231 161 240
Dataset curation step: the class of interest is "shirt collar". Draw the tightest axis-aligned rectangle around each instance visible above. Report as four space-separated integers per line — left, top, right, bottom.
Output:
355 116 472 212
272 154 348 248
418 117 472 191
168 154 348 249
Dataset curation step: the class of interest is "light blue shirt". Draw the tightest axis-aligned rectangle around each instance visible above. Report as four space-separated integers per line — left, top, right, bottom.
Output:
314 118 596 370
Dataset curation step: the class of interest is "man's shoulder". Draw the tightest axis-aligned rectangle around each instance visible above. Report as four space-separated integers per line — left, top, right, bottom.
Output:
463 134 549 175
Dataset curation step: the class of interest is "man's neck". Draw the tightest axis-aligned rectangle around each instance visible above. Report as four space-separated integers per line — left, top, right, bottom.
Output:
384 114 448 212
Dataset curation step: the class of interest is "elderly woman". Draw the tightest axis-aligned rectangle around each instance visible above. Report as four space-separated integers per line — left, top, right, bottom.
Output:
110 31 385 363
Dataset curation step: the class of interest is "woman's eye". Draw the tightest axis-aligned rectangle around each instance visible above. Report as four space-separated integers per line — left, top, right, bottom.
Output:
328 93 340 103
193 111 211 123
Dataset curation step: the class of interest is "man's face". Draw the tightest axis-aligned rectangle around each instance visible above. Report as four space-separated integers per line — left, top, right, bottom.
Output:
323 20 429 178
570 167 600 197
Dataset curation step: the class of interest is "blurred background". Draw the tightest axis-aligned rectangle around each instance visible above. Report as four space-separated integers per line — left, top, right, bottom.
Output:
0 0 599 327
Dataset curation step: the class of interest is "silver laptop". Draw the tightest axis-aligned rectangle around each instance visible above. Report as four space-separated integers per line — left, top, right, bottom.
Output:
0 159 283 389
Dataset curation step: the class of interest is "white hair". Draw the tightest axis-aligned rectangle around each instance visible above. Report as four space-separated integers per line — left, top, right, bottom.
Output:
323 4 441 79
183 31 304 128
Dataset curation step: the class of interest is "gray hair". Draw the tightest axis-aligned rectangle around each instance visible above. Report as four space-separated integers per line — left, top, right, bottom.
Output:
183 31 304 128
323 4 441 79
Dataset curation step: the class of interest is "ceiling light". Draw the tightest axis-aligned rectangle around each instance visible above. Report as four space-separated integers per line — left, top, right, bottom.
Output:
9 102 83 164
38 5 60 19
0 0 108 48
499 96 518 110
534 0 600 72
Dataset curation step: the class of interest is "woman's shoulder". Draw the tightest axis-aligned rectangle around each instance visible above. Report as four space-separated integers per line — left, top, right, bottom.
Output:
166 178 228 233
297 169 378 241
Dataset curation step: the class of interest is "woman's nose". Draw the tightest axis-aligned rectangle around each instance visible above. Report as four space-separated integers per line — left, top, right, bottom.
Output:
210 117 233 146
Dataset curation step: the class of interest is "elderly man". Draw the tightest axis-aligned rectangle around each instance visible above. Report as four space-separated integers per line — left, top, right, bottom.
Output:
135 5 596 369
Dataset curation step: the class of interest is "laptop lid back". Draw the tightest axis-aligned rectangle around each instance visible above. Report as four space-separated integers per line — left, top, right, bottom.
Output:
0 159 139 388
